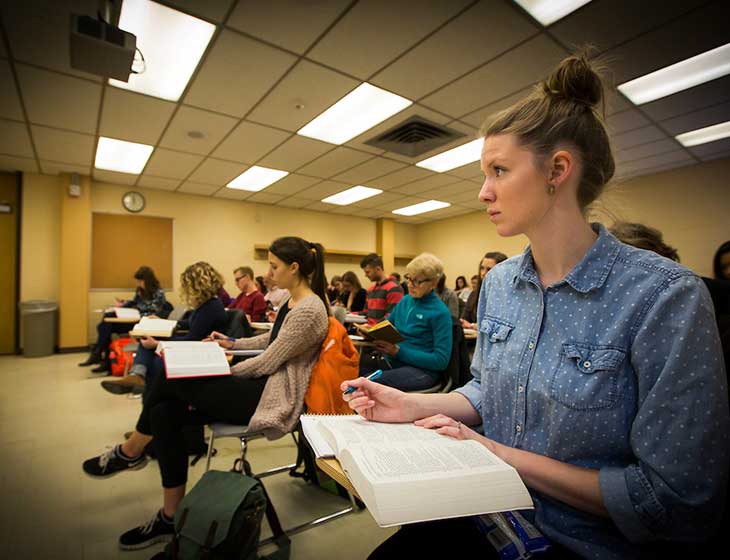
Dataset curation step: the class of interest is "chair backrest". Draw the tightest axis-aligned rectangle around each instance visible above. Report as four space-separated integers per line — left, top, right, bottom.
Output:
158 300 174 319
331 305 346 325
305 317 359 415
445 319 471 391
224 308 253 339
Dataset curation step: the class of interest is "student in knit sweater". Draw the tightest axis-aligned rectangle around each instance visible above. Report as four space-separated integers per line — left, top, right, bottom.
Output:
82 237 330 552
358 253 452 391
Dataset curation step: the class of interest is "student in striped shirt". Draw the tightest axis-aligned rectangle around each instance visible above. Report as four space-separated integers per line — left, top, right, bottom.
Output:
359 253 404 325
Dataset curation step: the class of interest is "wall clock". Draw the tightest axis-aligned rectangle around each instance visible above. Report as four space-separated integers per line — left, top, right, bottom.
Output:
122 191 145 213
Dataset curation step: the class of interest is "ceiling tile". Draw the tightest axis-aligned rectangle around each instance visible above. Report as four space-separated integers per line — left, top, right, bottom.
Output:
420 35 566 118
611 125 667 151
295 180 350 201
660 101 730 136
617 150 694 175
100 87 176 145
0 154 38 173
372 1 538 100
606 108 650 135
641 75 730 123
184 30 297 117
332 157 407 184
260 173 320 196
0 119 34 158
0 61 23 120
296 146 374 178
247 60 360 132
689 137 730 160
302 201 336 213
258 135 333 172
16 64 101 133
391 173 460 195
227 0 349 54
368 166 433 190
212 120 290 163
308 0 472 79
446 161 483 180
445 190 481 205
177 181 220 195
422 180 478 199
620 159 696 180
93 169 138 185
40 160 89 175
161 0 235 22
615 138 682 164
604 89 632 116
276 197 316 208
31 125 93 165
137 175 181 191
214 187 250 200
0 0 103 81
550 0 705 53
188 158 248 185
696 150 730 163
353 191 406 209
143 148 204 179
159 106 238 155
459 86 533 128
246 191 286 205
375 195 429 212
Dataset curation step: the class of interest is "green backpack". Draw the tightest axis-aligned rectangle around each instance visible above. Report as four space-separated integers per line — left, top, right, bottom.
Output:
163 470 290 560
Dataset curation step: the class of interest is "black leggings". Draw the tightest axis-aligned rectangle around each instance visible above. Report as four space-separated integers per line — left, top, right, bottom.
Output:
94 314 132 353
135 356 266 488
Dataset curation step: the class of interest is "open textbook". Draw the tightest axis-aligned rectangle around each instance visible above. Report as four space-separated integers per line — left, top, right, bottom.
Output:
301 415 532 527
157 341 231 379
107 307 140 320
356 319 403 344
129 317 177 337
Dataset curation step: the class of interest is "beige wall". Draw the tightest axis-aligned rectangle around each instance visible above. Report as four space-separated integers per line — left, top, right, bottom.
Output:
416 157 730 283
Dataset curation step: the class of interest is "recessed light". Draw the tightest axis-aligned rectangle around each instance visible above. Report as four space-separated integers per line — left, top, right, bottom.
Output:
297 83 412 145
675 120 730 147
392 200 450 216
94 136 154 174
109 0 215 101
416 138 483 172
618 43 730 105
226 166 289 191
322 186 383 205
513 0 592 26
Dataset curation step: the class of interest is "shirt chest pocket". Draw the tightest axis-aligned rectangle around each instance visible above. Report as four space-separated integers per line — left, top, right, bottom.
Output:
550 342 627 411
479 316 514 371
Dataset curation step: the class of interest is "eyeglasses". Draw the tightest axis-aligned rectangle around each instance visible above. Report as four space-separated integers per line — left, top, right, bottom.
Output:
234 276 245 282
404 274 432 286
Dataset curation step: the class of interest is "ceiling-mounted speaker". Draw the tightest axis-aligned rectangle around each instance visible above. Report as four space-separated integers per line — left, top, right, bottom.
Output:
69 173 81 197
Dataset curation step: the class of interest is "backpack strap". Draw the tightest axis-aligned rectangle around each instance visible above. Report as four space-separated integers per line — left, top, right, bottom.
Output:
257 479 291 560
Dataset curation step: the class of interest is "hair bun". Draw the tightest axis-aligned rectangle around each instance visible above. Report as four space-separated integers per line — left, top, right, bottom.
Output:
541 52 603 110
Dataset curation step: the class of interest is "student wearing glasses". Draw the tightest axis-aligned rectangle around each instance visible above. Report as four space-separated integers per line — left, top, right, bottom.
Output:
228 266 266 322
358 253 452 392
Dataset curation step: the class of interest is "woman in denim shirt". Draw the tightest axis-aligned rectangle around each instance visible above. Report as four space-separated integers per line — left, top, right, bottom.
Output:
343 53 728 560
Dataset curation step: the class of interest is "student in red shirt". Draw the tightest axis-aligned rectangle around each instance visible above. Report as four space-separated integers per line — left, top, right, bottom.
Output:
227 266 266 322
359 253 404 325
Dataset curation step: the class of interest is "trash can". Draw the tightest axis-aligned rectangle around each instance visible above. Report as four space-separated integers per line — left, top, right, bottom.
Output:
20 300 58 357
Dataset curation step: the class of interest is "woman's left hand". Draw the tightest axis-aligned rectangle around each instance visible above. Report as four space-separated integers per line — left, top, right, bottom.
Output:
140 336 158 349
374 340 399 355
414 414 505 458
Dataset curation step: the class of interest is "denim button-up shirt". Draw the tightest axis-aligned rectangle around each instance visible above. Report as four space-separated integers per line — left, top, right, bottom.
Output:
456 224 728 559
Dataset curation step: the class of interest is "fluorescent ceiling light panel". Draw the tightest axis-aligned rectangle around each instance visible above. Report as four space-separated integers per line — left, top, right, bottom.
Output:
226 166 289 192
322 185 383 205
392 200 450 216
675 120 730 147
514 0 592 26
416 138 483 172
94 136 154 174
618 43 730 105
109 0 215 101
297 83 412 145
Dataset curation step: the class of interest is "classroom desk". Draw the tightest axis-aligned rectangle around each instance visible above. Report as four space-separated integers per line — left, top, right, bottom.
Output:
250 321 273 331
344 314 367 324
103 317 139 323
315 457 361 500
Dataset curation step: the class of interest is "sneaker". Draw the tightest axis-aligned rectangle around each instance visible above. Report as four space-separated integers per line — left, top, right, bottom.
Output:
82 445 147 477
101 374 145 395
119 509 175 551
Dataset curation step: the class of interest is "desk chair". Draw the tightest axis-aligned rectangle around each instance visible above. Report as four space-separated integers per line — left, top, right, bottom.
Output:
410 320 466 394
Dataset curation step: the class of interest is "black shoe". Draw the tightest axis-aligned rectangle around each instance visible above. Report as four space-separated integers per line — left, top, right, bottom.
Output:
119 509 175 551
79 351 102 366
91 359 111 374
83 445 147 478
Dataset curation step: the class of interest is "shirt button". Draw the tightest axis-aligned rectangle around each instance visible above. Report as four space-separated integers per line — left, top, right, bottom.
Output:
528 342 535 349
583 360 592 369
515 425 522 432
518 385 524 393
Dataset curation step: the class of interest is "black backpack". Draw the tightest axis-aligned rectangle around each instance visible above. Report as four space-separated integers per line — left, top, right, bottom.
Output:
161 470 289 560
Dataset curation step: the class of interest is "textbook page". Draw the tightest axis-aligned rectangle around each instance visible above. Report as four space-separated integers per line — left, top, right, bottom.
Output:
129 317 177 337
114 308 140 320
159 341 231 378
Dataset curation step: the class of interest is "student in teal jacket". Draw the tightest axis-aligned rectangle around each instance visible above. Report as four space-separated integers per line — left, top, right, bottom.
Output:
360 253 453 391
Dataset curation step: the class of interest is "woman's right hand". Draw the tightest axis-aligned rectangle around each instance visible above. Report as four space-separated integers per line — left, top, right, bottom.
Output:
459 318 475 330
341 378 409 423
207 331 234 349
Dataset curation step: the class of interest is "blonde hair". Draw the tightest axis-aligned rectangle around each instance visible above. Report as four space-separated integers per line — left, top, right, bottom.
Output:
406 253 444 282
179 261 223 308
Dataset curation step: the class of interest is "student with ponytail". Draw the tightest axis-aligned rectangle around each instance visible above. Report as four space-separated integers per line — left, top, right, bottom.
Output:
82 236 330 552
344 52 728 559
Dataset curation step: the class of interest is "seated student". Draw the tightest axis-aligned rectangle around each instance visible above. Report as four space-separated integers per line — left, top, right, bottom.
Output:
435 274 460 320
358 253 452 392
82 237 330 551
339 270 367 312
714 240 730 281
343 53 728 560
79 266 167 374
99 261 229 395
263 270 289 310
255 275 267 296
327 274 342 304
389 271 409 295
359 253 404 325
460 251 507 330
454 275 470 302
228 266 266 322
217 285 232 307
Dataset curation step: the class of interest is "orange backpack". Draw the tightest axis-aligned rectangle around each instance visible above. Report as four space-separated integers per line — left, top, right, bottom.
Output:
305 317 359 415
108 337 135 377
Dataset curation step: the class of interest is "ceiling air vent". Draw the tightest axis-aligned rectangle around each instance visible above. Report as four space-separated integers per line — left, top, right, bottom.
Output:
364 116 465 158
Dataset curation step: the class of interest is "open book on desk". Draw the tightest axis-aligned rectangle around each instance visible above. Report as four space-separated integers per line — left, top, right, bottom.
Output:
129 317 177 337
157 341 231 379
300 415 532 527
356 319 403 344
105 307 140 320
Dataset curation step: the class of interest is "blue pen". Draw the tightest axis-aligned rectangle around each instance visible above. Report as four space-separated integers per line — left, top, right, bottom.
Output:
343 369 382 395
214 333 235 342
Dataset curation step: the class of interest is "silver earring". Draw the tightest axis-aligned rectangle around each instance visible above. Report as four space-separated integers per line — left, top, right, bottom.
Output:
547 184 555 195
